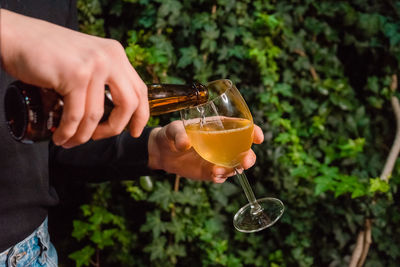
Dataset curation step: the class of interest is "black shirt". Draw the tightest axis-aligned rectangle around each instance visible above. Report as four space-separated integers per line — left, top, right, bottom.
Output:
0 0 153 252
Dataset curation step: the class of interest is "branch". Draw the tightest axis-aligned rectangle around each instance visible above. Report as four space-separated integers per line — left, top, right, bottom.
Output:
380 74 400 182
90 247 100 267
146 65 160 83
174 175 181 192
292 49 319 81
357 219 372 267
169 175 181 256
211 4 217 15
310 66 319 81
349 230 365 267
171 175 181 218
349 219 372 267
293 49 306 57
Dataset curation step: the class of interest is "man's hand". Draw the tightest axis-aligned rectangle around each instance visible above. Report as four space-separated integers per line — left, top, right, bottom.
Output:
148 121 264 183
0 9 149 148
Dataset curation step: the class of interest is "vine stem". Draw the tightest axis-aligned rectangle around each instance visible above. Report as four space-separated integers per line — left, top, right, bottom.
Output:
349 74 399 267
171 175 180 218
380 74 400 182
293 49 319 81
235 169 262 215
90 247 100 267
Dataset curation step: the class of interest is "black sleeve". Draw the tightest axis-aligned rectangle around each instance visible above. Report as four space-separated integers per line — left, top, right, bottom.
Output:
49 127 155 182
66 0 78 30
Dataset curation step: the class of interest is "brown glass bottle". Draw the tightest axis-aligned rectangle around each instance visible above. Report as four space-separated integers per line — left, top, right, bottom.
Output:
4 81 209 144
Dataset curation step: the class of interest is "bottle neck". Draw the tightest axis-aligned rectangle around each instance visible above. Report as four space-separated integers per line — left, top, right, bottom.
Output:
147 82 208 115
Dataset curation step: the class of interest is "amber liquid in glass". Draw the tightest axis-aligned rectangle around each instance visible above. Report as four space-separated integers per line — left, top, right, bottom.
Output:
185 117 254 168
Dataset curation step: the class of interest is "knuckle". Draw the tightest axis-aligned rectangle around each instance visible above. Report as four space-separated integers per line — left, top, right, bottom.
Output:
122 97 138 112
71 64 91 82
64 113 82 124
92 50 108 68
86 110 104 123
105 39 124 55
138 81 148 96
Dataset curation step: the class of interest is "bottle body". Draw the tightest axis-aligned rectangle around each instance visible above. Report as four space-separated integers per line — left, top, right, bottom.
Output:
5 81 208 143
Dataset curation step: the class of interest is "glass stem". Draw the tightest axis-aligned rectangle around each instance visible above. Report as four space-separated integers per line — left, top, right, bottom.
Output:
235 169 263 215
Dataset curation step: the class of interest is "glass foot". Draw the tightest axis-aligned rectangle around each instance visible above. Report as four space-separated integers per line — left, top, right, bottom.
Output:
233 197 284 233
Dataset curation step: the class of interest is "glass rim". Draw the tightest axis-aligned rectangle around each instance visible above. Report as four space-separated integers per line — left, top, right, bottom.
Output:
207 78 234 102
185 79 235 110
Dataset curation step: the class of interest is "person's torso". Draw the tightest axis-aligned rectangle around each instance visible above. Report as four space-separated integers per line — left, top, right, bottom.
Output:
0 0 77 252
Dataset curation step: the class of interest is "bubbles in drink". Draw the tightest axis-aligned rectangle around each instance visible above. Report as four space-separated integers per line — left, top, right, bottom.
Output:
196 106 206 128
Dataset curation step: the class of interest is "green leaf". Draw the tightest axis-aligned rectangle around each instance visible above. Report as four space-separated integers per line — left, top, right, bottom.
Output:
291 165 312 179
140 210 166 237
314 175 336 195
174 186 204 206
148 181 173 210
143 236 168 260
68 246 95 267
177 46 198 68
71 220 92 241
165 217 186 242
90 228 117 249
369 178 390 194
275 132 292 144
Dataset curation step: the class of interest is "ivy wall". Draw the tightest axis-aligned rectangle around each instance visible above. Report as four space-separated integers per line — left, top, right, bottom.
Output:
51 0 400 266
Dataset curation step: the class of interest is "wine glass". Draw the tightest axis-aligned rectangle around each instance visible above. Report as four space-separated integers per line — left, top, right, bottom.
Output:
180 79 284 233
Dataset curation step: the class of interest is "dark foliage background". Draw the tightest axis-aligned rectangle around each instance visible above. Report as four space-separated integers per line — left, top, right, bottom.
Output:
50 0 400 266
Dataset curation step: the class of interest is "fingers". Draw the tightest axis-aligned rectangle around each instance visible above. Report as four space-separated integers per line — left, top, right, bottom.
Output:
61 78 105 148
214 177 228 183
92 71 140 140
211 166 236 183
56 39 149 145
127 67 149 137
208 149 257 183
241 150 257 169
253 124 264 144
52 83 87 146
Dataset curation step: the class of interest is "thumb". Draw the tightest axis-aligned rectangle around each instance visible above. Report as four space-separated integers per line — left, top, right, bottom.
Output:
165 120 191 151
174 131 191 151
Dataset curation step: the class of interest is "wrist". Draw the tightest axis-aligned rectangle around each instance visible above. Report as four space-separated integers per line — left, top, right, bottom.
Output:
0 9 15 70
147 127 162 170
0 9 34 77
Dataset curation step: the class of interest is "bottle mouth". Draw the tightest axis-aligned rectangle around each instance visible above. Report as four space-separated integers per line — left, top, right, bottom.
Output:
187 79 237 109
4 82 28 142
179 79 234 113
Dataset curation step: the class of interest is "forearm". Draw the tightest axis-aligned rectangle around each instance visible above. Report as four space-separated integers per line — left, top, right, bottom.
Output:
0 8 17 74
0 9 48 80
49 128 155 182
